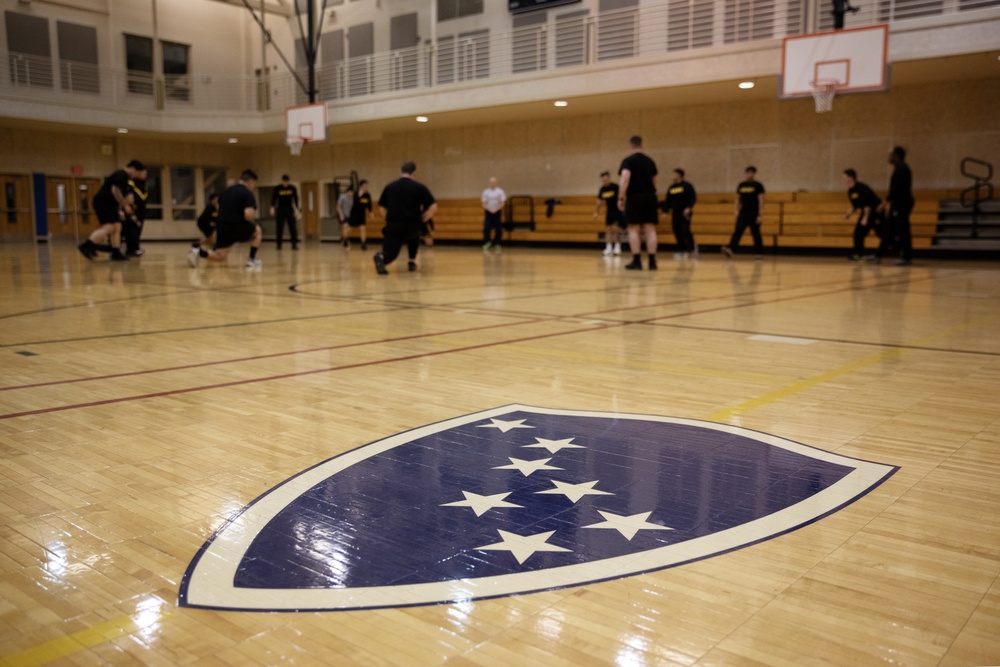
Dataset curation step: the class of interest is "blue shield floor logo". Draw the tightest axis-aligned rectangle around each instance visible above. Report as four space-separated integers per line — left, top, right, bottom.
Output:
179 405 896 612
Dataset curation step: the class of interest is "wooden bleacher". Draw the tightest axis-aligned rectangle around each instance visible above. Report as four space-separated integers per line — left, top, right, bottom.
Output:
430 191 953 252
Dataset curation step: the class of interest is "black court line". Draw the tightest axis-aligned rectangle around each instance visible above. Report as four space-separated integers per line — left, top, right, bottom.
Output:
0 321 629 421
0 317 545 392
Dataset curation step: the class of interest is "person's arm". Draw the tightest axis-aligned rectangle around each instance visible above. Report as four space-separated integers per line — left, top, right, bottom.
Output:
859 206 872 226
111 185 134 216
244 206 256 223
422 202 438 222
618 170 631 212
379 206 387 218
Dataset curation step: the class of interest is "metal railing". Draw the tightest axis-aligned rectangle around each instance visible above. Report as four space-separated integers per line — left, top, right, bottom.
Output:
1 0 994 115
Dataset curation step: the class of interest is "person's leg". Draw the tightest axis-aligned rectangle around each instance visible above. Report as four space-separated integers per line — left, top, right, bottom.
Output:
109 223 127 260
341 222 350 247
482 212 492 249
671 214 684 253
406 236 420 270
625 224 642 270
644 223 658 269
247 224 263 265
897 205 913 262
604 224 614 254
851 219 867 257
359 224 367 250
288 214 299 249
375 234 403 274
749 220 764 255
492 213 503 248
275 213 286 249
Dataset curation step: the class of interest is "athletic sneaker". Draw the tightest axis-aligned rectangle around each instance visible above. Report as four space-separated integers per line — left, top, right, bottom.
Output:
187 248 200 267
613 243 621 255
373 252 388 275
109 249 129 261
721 246 734 258
482 242 492 253
246 258 262 269
361 242 367 250
648 256 658 270
603 245 613 256
130 248 145 257
343 239 350 248
77 241 95 260
408 260 417 271
625 258 643 270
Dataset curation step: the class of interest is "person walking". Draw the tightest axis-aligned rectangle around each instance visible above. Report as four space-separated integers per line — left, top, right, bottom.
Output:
347 180 373 250
481 177 506 252
662 168 697 259
337 184 354 247
842 168 882 260
618 135 659 270
373 162 437 275
270 174 301 250
722 166 766 258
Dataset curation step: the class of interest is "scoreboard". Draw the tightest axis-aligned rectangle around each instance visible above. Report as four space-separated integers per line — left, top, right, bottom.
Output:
509 0 582 13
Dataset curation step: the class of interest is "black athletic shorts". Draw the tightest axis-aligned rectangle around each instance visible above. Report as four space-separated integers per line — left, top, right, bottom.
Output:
197 220 215 238
94 200 122 225
624 192 659 225
215 221 257 249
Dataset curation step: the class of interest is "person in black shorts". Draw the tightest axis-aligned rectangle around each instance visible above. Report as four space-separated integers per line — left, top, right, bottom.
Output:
193 192 220 250
373 162 437 275
618 135 659 270
662 168 697 259
347 180 374 250
188 169 262 268
270 174 301 250
876 146 915 266
722 166 766 258
842 168 882 260
595 171 624 256
123 175 148 257
78 159 146 262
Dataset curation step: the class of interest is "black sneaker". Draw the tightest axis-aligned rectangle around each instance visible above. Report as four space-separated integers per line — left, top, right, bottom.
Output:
373 252 388 275
408 261 417 271
129 248 145 257
343 239 350 248
361 242 367 250
648 256 658 270
110 249 129 261
77 242 95 260
625 258 643 270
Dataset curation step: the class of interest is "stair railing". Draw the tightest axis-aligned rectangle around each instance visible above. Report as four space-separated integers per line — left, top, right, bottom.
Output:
960 157 993 239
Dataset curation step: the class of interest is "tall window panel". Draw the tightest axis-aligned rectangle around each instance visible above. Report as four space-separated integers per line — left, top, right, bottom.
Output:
162 41 190 101
171 167 196 221
5 12 53 88
144 167 162 221
555 10 589 68
597 0 638 62
125 34 154 95
667 0 714 51
57 21 99 93
512 13 548 74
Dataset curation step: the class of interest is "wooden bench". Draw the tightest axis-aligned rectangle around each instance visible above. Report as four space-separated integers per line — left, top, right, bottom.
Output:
430 191 947 252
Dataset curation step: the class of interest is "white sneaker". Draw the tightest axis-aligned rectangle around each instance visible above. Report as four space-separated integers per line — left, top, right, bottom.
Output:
246 258 262 268
613 244 621 255
672 252 689 260
603 245 613 255
188 248 199 267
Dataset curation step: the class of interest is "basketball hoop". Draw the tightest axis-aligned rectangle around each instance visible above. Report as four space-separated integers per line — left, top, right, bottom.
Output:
289 138 306 156
811 79 839 113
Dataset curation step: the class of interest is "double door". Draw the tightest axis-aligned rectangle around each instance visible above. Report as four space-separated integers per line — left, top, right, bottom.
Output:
0 174 32 240
46 176 103 240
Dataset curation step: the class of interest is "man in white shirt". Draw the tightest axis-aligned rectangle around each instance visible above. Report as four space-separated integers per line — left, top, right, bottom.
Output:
481 176 507 252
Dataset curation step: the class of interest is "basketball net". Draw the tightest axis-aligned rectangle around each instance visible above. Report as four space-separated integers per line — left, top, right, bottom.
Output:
811 79 838 113
289 139 306 156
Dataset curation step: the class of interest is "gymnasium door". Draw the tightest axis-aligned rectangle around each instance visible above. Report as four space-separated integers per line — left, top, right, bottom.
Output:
302 182 319 240
46 176 101 240
0 174 32 240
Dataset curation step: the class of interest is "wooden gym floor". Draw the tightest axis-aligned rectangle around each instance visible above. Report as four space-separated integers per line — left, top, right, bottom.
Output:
0 240 998 666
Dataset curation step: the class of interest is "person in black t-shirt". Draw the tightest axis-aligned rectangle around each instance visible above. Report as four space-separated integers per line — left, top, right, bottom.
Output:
595 171 624 256
373 162 437 275
618 135 659 270
193 192 220 250
347 180 374 250
123 176 148 257
842 169 883 260
78 159 146 262
269 174 301 250
722 166 766 258
662 168 697 258
876 146 915 266
188 169 263 268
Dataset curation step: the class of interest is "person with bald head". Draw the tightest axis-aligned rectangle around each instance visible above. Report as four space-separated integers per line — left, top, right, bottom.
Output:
481 176 507 253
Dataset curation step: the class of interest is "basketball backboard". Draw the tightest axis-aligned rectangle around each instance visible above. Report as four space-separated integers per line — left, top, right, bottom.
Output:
780 25 888 98
285 103 328 145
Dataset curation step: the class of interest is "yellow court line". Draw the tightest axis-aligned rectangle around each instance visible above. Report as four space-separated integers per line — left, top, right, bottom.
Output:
0 611 176 667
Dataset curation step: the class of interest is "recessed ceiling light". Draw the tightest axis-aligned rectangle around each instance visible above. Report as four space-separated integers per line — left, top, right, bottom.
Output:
117 127 128 134
738 81 755 89
416 116 429 123
554 100 568 107
227 138 238 144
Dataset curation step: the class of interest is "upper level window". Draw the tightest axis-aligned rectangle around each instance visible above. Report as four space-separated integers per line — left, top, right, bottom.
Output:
5 11 53 88
125 34 153 95
438 0 484 21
